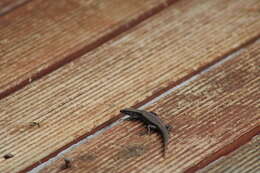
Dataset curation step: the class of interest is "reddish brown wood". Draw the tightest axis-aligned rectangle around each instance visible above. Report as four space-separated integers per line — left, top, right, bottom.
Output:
185 127 260 173
0 0 174 99
0 0 259 172
198 135 260 173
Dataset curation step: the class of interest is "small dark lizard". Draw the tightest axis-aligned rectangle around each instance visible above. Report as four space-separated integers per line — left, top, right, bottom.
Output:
120 108 171 157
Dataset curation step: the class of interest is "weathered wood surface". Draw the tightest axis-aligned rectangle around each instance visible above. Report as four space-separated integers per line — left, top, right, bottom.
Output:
199 135 260 173
0 0 259 172
0 0 171 99
39 41 260 173
0 0 30 16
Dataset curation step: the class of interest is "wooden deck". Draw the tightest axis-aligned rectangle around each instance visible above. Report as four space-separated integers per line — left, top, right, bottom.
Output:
0 0 259 172
199 135 259 173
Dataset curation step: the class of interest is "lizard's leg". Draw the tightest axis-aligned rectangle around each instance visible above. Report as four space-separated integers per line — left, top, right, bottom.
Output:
124 115 139 121
149 111 158 116
166 124 173 132
147 124 158 134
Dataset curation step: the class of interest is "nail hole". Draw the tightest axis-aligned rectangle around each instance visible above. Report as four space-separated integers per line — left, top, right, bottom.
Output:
29 122 40 128
3 154 14 159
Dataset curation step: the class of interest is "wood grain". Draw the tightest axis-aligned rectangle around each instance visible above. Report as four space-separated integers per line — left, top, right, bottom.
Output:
0 0 30 16
199 135 260 173
0 0 260 172
0 0 171 99
39 41 260 173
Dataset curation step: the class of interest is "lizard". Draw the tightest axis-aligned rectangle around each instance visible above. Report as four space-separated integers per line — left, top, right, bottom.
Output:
120 108 172 157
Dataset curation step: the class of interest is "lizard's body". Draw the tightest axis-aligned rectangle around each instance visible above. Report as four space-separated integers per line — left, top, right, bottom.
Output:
120 108 171 157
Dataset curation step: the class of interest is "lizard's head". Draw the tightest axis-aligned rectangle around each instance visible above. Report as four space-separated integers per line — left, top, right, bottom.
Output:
120 108 141 118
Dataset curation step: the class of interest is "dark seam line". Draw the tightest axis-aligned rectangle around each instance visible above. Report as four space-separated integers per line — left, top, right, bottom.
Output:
0 0 179 100
0 0 33 16
184 126 260 173
19 35 260 173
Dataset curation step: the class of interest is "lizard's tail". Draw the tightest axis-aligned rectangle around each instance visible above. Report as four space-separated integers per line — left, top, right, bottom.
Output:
164 146 167 158
163 141 168 158
162 132 169 158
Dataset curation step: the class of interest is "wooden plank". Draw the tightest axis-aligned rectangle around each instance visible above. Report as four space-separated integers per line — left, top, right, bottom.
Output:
0 0 171 99
0 0 30 16
38 41 260 173
198 135 260 173
0 0 260 172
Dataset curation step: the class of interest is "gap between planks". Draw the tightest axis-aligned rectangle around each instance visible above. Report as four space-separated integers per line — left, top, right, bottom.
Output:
0 0 180 100
28 37 260 173
197 135 260 173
